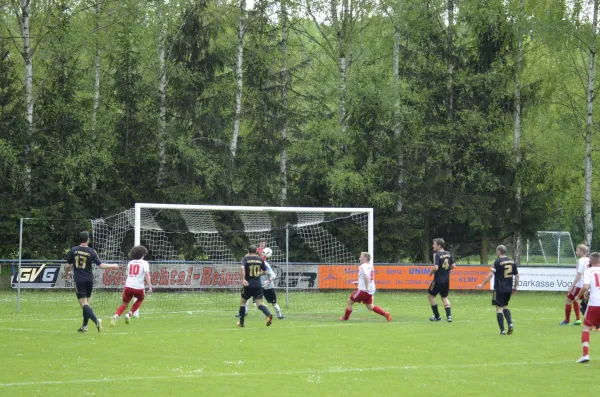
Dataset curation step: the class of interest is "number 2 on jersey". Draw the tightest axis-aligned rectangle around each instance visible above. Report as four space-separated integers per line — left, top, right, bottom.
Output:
504 264 513 278
369 270 374 282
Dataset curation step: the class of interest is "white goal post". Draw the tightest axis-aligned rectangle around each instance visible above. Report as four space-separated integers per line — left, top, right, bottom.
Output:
134 203 374 261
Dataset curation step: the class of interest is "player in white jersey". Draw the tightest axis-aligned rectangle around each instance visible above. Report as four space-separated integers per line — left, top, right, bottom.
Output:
575 252 600 363
260 260 285 319
560 244 589 325
110 246 152 326
339 252 392 322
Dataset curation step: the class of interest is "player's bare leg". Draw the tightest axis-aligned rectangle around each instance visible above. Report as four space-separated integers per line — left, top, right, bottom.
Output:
578 325 592 363
255 298 273 326
366 303 392 321
428 294 441 321
442 296 452 322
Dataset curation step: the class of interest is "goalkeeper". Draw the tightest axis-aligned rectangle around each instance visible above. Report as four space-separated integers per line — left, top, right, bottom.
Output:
261 260 285 319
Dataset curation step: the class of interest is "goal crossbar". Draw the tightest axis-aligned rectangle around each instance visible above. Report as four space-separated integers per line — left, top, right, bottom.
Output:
134 203 375 261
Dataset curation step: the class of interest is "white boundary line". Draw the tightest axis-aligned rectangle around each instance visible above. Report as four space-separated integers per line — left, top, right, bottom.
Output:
0 360 575 388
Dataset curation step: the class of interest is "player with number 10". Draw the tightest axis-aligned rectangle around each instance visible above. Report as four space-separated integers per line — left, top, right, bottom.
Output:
111 245 152 326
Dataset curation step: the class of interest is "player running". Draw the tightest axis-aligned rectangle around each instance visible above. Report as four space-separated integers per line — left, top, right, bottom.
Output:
575 252 600 363
110 245 152 326
428 238 455 322
477 245 519 335
65 231 119 333
339 252 391 322
560 244 589 325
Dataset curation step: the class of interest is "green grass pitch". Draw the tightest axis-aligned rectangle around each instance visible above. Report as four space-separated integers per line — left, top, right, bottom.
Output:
0 290 596 396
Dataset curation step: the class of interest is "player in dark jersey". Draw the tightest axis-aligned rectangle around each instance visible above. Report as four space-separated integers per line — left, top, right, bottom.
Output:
237 245 273 328
477 245 519 335
65 231 119 333
235 238 269 318
428 238 456 322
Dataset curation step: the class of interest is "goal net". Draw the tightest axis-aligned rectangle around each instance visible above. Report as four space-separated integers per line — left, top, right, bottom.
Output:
524 231 576 266
89 204 373 315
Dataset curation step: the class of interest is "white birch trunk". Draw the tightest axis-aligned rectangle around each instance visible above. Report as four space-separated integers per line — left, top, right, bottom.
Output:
584 0 598 247
279 0 288 205
447 0 454 118
393 22 403 212
91 2 101 192
513 0 524 264
230 0 246 159
19 0 33 193
157 0 168 187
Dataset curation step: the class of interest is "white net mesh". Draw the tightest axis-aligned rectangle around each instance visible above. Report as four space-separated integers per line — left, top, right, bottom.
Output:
525 231 576 265
89 206 371 314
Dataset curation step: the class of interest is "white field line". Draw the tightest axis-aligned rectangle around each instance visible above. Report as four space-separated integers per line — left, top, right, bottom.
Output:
0 360 575 388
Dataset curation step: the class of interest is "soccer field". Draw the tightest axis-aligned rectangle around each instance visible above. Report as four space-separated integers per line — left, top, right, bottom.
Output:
0 290 595 396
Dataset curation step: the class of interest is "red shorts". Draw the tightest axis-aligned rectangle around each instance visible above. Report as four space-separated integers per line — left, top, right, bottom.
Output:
122 287 145 303
584 306 600 328
350 289 373 305
567 286 582 301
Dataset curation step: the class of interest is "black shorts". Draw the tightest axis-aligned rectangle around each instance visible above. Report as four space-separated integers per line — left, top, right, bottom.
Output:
492 291 512 307
262 288 277 304
241 286 263 301
428 281 449 298
74 279 93 299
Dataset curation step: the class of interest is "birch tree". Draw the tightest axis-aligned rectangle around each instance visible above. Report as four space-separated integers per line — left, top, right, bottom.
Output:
512 0 524 264
157 0 168 188
584 0 598 247
230 0 246 160
279 0 289 205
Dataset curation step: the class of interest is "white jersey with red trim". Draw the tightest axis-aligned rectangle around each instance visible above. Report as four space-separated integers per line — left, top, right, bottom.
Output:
358 263 376 295
125 259 150 290
576 257 590 288
583 267 600 306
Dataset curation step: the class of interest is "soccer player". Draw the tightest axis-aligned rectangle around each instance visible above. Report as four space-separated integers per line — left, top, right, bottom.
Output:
110 245 152 326
560 244 589 325
476 245 519 335
237 245 273 328
575 252 600 363
428 238 455 322
339 252 391 322
236 238 268 318
65 231 119 333
262 259 285 319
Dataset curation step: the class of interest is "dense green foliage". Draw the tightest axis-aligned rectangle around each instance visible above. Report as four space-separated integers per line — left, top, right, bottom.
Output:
1 0 599 261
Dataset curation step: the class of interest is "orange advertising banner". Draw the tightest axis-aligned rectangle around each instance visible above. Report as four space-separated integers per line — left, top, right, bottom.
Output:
318 265 491 290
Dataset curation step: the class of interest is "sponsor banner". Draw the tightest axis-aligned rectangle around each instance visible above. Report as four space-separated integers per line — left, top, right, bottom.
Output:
12 263 319 290
11 263 63 288
514 267 577 291
318 265 491 290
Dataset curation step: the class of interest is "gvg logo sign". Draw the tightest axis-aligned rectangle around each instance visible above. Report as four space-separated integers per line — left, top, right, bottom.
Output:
12 264 62 288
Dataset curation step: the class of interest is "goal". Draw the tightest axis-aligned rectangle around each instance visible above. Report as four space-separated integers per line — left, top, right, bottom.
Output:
525 231 576 266
89 204 373 315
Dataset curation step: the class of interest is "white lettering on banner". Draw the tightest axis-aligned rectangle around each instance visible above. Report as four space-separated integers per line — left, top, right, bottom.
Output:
515 268 577 291
12 263 319 290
